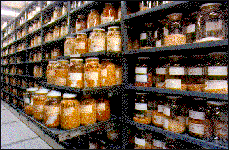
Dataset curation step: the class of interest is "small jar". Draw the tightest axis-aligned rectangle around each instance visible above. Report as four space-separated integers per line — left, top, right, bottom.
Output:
23 87 38 116
134 128 151 149
51 47 61 60
88 28 106 52
107 26 122 52
184 12 197 44
80 94 97 126
46 61 58 85
55 60 69 86
154 22 164 47
101 3 117 24
140 1 154 11
133 93 151 124
135 57 153 87
33 88 50 121
87 9 100 29
75 15 87 32
151 132 166 149
140 23 156 49
44 90 62 128
164 13 186 46
74 33 88 56
101 59 116 86
84 57 101 88
53 6 61 20
155 57 168 88
67 59 84 88
96 95 111 122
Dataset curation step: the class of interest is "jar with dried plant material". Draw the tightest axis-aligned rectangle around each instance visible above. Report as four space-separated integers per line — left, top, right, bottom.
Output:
107 26 122 52
53 6 61 20
88 28 106 52
74 33 88 56
33 88 50 121
47 61 58 84
60 93 80 130
67 58 84 88
44 90 61 128
115 63 122 85
64 36 76 57
51 47 61 60
101 3 117 24
80 94 96 126
75 15 87 32
96 95 110 122
87 9 100 29
134 128 151 149
101 59 116 86
84 57 101 88
23 87 38 116
156 57 168 89
55 60 69 86
151 94 165 128
53 26 60 39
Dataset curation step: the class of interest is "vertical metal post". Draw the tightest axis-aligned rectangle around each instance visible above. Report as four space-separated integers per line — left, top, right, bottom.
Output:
67 1 71 36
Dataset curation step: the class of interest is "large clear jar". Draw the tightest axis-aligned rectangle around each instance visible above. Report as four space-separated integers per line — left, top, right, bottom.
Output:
84 57 101 88
101 59 116 86
134 128 151 149
164 13 186 46
133 93 151 124
33 88 50 121
67 59 84 89
155 57 168 88
151 94 165 128
55 60 69 86
46 61 58 85
23 87 38 116
107 26 122 52
101 3 117 24
184 12 197 44
60 93 80 130
96 95 111 122
88 28 106 52
74 33 88 56
80 94 96 126
44 90 61 128
196 3 226 42
64 36 76 57
87 9 100 29
75 15 87 32
204 52 228 94
163 95 186 134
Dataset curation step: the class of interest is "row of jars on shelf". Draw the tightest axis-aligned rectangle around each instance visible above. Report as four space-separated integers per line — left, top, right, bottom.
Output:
28 18 42 34
2 35 15 47
133 93 228 142
47 57 122 88
23 88 111 129
30 34 42 47
17 28 27 40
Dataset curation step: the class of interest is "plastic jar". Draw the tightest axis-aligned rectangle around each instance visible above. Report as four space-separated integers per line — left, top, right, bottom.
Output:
64 36 76 56
155 57 168 88
74 33 88 56
55 60 69 86
80 94 96 126
67 59 84 88
87 9 100 29
84 57 101 88
107 26 122 52
164 13 186 46
23 87 38 116
134 128 151 149
44 90 61 128
33 88 50 121
196 3 226 42
151 94 165 128
75 15 87 32
88 28 106 52
46 61 58 85
51 47 61 60
101 59 116 86
184 12 197 44
101 3 117 24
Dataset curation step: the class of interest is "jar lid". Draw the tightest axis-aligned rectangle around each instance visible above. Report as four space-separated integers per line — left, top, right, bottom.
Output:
26 87 39 92
167 13 183 21
108 26 119 30
47 90 61 97
207 101 225 106
77 33 87 35
85 57 99 60
63 93 77 98
35 88 49 94
70 58 84 62
93 28 105 32
200 3 221 9
49 61 58 63
58 59 69 63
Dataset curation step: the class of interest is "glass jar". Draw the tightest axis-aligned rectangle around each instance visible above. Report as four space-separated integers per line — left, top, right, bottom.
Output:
55 60 69 86
164 13 186 46
23 87 38 116
155 57 168 88
51 47 61 60
139 1 154 11
80 94 96 126
33 88 50 121
75 15 87 32
96 95 110 122
154 22 164 47
184 12 197 44
133 93 151 124
60 93 80 130
204 52 228 94
64 36 76 57
115 63 122 85
101 59 116 86
44 90 61 128
151 132 166 149
74 33 88 56
67 59 84 88
134 128 151 149
196 3 226 42
135 57 153 87
88 28 106 52
53 26 60 39
53 6 61 20
140 23 156 49
101 3 117 24
84 57 101 88
107 26 122 52
165 55 187 90
87 9 100 29
47 61 58 85
163 95 186 134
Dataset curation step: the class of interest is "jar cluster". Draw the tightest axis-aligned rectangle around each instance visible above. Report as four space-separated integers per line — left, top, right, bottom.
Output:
46 58 122 88
33 65 43 77
2 35 15 47
17 28 27 40
30 34 42 47
17 43 26 52
23 88 111 129
28 18 42 34
27 3 41 20
139 1 173 11
133 93 228 142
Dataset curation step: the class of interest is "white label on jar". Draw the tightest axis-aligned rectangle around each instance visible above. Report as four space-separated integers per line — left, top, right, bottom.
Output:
101 17 115 24
205 80 228 90
188 67 203 75
46 115 58 125
135 103 147 110
164 27 169 36
101 69 107 77
158 105 164 112
75 23 81 30
112 37 122 52
97 103 106 111
189 110 205 120
187 24 195 33
153 115 164 124
46 106 60 116
135 67 147 74
156 68 166 75
57 77 67 85
153 139 163 148
189 123 205 135
206 20 222 31
24 98 30 104
163 107 170 116
136 75 148 83
63 107 74 116
69 73 82 87
165 79 181 89
89 72 98 80
78 42 86 50
208 66 228 76
156 40 162 47
169 67 185 75
163 118 169 129
89 143 97 149
140 33 147 40
154 30 158 39
82 105 93 113
135 137 146 146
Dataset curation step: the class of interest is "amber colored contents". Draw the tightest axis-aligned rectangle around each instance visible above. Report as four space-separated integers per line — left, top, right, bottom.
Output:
80 96 96 126
135 142 151 149
164 34 186 46
88 28 106 52
133 116 151 124
33 94 48 121
25 105 33 115
87 9 100 28
165 117 186 133
101 60 116 86
151 110 164 128
189 119 212 139
187 84 204 92
204 88 228 94
74 33 88 55
107 26 122 52
101 3 117 24
51 48 61 60
46 61 58 85
55 60 69 86
115 65 122 85
156 83 165 88
44 105 60 128
96 98 110 122
64 37 76 57
75 15 87 32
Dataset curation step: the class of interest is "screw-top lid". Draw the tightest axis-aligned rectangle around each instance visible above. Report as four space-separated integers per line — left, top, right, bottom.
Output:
27 87 39 92
85 57 99 61
70 58 84 62
35 88 49 94
63 93 77 98
93 28 105 32
108 26 119 30
47 90 61 97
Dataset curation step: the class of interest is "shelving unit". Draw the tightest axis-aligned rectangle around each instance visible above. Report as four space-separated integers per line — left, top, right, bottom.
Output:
1 1 228 149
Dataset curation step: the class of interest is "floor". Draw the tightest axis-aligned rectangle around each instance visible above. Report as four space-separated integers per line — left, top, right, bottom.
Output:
1 102 53 149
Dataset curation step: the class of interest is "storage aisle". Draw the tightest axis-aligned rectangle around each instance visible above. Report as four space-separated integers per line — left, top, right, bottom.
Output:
1 101 53 149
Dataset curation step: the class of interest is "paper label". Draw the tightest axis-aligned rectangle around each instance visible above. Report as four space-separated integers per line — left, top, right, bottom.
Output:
158 105 164 112
135 67 147 74
89 72 98 80
135 137 146 146
156 68 166 75
187 24 195 33
165 79 181 89
75 24 81 30
205 80 228 90
153 115 163 124
164 27 169 36
206 20 222 31
156 40 162 47
24 98 30 104
101 16 115 24
153 139 163 148
46 115 58 125
163 107 170 116
189 123 204 135
78 42 86 50
163 118 169 129
169 67 185 75
208 66 227 76
136 75 148 83
189 110 205 120
91 38 105 52
69 73 82 87
135 103 147 110
63 107 74 116
101 69 107 77
81 105 93 113
97 103 106 111
188 67 203 75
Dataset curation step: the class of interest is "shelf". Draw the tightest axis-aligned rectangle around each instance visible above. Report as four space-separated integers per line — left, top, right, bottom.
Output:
126 84 228 100
128 120 228 149
43 35 67 46
42 13 68 29
70 1 97 14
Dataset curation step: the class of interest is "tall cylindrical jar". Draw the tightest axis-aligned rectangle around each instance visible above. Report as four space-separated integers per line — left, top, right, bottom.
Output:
96 95 111 122
101 3 117 24
64 36 76 57
88 28 106 52
107 26 122 52
74 33 88 55
75 15 87 32
155 57 168 88
101 59 116 86
46 61 58 85
23 87 38 116
87 9 100 29
55 60 69 86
